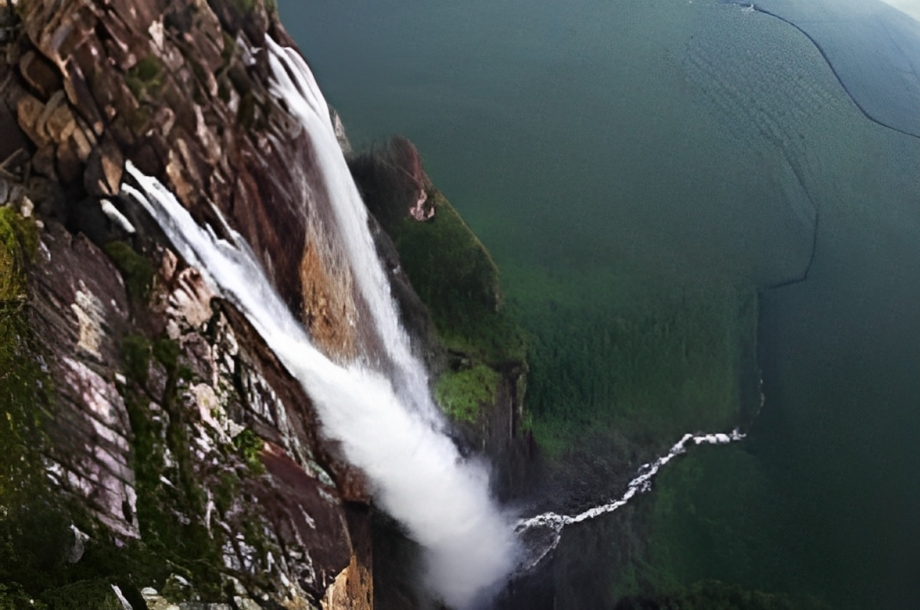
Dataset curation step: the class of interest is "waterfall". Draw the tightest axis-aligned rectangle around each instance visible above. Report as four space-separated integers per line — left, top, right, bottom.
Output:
515 429 746 573
263 36 437 423
122 34 750 605
124 152 516 608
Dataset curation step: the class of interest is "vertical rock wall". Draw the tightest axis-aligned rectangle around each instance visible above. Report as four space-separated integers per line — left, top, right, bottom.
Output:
1 0 375 606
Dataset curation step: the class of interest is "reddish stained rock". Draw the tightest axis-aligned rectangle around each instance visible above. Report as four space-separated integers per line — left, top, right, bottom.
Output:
27 223 136 537
20 217 366 602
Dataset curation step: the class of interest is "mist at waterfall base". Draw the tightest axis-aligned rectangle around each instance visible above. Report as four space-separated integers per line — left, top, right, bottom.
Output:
121 38 520 609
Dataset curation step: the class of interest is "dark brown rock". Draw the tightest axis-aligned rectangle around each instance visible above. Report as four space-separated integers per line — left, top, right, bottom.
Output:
84 134 124 197
54 135 81 183
18 49 61 100
15 92 49 146
259 442 352 597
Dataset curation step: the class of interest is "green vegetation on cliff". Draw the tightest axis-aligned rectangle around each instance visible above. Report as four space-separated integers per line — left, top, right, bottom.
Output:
103 241 153 304
435 363 500 423
0 206 44 503
0 206 57 607
117 333 229 599
1 215 266 607
393 189 525 365
350 139 525 424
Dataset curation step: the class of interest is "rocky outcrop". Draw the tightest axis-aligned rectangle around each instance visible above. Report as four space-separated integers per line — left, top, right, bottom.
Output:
26 219 361 604
3 0 387 362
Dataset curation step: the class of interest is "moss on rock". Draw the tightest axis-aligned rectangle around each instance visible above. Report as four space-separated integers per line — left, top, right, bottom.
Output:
35 580 126 610
0 205 44 501
125 55 165 100
0 207 122 610
118 333 227 599
435 363 500 424
103 241 153 304
0 206 38 300
393 189 525 366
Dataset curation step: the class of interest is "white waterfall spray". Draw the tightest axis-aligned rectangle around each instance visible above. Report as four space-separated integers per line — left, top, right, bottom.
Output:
263 36 437 423
124 161 517 607
515 429 746 573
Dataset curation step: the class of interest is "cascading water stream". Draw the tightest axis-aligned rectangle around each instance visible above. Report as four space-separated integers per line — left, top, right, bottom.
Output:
514 429 746 573
123 165 517 608
263 36 437 424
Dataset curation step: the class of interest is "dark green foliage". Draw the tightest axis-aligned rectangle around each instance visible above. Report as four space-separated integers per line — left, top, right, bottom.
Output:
232 428 265 473
1 205 47 540
605 445 834 610
152 337 180 373
120 334 151 387
350 142 525 367
435 363 500 423
394 191 525 365
103 241 152 304
644 447 775 593
0 207 38 297
350 141 526 423
125 55 164 99
119 333 226 599
32 580 124 610
0 301 44 498
0 499 71 603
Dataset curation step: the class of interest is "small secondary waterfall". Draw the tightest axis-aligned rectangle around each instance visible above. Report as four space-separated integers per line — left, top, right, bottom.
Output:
515 429 746 573
122 37 522 604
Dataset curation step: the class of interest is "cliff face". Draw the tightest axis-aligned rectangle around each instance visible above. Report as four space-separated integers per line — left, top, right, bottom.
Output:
0 0 529 607
0 0 377 606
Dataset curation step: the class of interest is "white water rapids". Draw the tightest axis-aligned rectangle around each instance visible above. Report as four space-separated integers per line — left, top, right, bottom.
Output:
514 429 746 573
121 35 750 608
